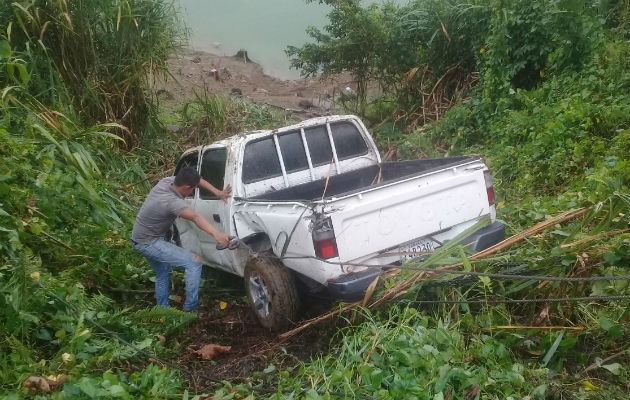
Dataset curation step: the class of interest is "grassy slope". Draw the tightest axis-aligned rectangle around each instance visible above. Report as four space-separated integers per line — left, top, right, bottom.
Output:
1 0 628 399
227 1 630 399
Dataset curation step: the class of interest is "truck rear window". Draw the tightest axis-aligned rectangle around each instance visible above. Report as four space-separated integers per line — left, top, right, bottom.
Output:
242 120 370 184
304 125 333 166
242 137 282 183
330 122 368 160
278 130 309 172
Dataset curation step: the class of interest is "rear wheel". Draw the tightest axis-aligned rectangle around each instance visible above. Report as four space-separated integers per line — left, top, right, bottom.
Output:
244 255 300 332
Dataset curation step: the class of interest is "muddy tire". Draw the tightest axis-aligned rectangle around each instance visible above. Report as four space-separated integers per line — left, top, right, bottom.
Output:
244 255 300 332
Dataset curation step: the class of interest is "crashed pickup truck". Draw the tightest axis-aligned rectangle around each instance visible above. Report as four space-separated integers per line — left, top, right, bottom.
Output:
172 115 505 330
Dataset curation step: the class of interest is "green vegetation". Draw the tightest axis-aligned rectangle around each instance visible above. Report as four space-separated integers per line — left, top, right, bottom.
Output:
180 87 280 144
0 1 280 398
272 0 630 399
2 0 187 146
1 0 628 399
0 0 193 397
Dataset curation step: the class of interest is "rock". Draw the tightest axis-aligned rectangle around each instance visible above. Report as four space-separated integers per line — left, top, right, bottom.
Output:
233 49 252 63
298 99 314 109
344 86 356 96
165 124 180 133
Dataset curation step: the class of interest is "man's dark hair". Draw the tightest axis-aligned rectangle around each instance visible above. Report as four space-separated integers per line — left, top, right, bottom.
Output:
174 167 201 187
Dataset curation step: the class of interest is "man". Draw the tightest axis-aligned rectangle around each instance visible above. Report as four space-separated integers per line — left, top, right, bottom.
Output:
130 167 231 312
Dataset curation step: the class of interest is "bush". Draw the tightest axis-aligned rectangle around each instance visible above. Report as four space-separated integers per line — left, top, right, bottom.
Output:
1 0 186 146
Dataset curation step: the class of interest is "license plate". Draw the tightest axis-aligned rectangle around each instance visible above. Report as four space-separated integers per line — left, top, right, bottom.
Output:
399 238 438 260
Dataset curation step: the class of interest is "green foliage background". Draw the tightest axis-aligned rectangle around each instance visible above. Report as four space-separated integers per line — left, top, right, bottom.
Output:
277 0 630 399
0 0 628 399
0 0 210 397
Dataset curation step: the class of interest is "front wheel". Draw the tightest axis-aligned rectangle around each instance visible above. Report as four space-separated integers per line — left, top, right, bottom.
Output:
244 255 300 332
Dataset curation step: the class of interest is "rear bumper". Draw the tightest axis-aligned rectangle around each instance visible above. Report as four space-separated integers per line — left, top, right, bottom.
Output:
460 220 506 251
326 220 506 300
327 268 384 300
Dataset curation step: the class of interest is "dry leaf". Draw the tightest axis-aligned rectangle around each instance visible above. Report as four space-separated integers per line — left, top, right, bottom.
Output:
174 295 183 303
463 384 481 400
156 334 166 345
583 380 599 391
23 375 66 393
24 376 51 393
362 276 379 307
533 303 551 326
219 301 227 310
190 343 231 360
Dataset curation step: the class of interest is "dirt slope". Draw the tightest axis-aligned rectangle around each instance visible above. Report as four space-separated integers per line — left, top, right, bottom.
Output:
154 49 356 117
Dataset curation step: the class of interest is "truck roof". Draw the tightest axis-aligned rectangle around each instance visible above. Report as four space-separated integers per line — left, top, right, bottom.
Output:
179 114 361 157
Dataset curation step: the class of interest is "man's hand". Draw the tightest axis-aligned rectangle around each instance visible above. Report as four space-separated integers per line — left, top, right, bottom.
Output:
180 208 230 245
217 184 232 203
214 231 230 246
199 179 232 203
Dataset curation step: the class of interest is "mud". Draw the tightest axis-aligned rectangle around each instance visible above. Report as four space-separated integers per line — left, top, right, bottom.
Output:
154 48 357 118
170 270 338 392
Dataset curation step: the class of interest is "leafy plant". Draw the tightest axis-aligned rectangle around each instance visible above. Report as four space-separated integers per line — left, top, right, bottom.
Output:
2 0 186 146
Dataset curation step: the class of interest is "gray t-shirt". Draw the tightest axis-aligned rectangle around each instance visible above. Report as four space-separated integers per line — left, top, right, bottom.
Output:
131 177 190 243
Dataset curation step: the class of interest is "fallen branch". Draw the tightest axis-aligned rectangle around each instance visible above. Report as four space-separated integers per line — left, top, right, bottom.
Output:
279 208 589 340
470 207 588 260
370 207 589 308
560 229 629 248
485 325 585 331
581 349 629 376
279 302 359 340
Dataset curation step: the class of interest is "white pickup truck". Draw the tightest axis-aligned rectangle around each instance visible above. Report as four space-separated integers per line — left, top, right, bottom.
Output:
172 115 504 330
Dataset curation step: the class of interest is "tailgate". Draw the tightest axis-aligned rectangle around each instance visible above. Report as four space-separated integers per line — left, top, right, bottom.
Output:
329 169 489 262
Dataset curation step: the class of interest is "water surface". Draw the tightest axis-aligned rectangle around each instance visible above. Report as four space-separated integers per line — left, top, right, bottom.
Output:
178 0 331 79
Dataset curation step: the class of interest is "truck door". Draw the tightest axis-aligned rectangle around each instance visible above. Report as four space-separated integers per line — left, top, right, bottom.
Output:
194 146 235 272
173 150 202 256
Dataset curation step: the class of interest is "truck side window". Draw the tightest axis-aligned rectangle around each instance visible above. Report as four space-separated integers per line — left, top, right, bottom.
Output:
278 130 308 172
175 152 199 175
242 137 282 183
304 125 333 166
199 148 227 200
330 122 368 160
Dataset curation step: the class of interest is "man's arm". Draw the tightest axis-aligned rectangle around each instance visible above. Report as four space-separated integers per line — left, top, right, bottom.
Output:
198 178 232 202
179 208 230 245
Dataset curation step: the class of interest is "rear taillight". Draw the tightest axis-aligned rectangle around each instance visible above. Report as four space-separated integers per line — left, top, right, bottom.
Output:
483 170 495 206
312 218 338 259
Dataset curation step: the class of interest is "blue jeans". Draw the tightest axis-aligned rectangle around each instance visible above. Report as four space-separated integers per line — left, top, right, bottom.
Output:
132 238 203 312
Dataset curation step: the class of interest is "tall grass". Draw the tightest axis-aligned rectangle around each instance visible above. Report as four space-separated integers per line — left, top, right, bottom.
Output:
3 0 186 147
180 84 282 145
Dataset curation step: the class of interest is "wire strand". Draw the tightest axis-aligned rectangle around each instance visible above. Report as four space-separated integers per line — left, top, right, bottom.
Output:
404 295 630 305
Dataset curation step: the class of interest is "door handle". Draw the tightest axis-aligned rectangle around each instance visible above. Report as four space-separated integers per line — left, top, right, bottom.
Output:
213 214 221 223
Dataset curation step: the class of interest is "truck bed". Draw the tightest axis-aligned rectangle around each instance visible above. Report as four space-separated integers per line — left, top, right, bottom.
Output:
250 156 478 201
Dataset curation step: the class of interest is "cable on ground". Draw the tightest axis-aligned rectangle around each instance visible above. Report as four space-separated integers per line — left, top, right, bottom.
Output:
404 295 630 305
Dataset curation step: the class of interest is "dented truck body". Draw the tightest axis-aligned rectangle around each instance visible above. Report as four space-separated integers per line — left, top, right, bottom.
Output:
173 115 504 328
